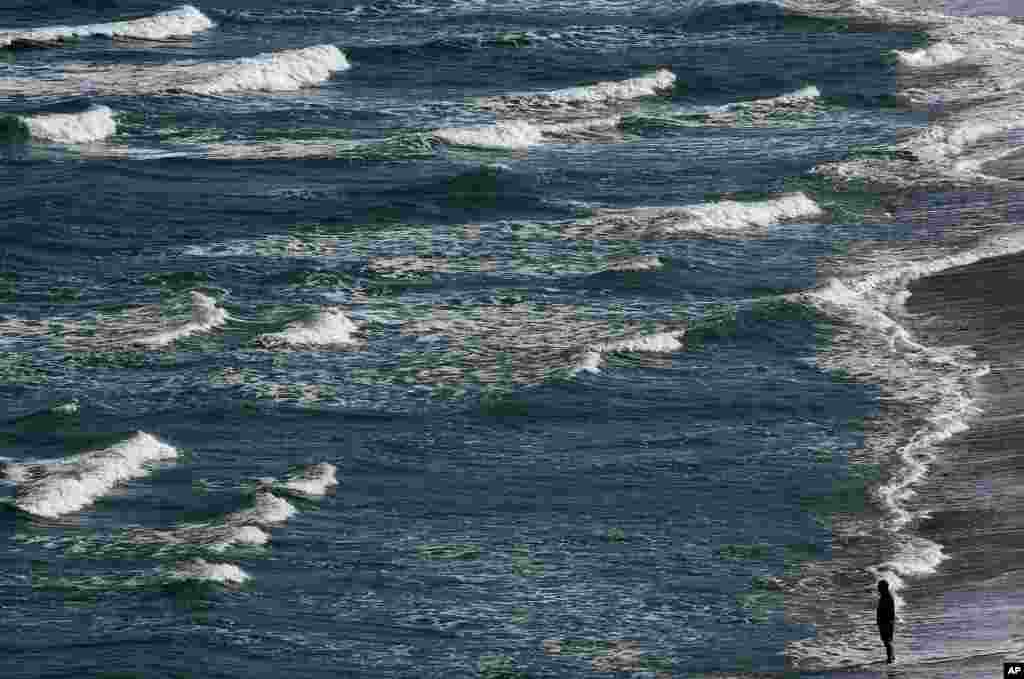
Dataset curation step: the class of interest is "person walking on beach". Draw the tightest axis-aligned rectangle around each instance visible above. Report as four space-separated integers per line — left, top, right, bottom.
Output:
877 580 896 664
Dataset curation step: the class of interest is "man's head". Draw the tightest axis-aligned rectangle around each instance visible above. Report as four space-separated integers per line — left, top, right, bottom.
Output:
878 580 889 593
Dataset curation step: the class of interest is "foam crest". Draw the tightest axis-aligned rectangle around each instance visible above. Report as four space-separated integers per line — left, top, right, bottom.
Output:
256 308 360 349
279 462 339 497
433 116 622 149
476 69 675 112
433 120 543 149
0 45 349 97
9 432 177 518
177 45 349 95
21 105 117 144
401 303 686 387
810 13 1024 186
603 255 664 271
564 193 823 239
733 85 821 109
870 537 949 609
133 291 227 347
894 41 965 68
572 330 686 375
0 5 214 49
167 559 250 585
226 491 298 525
125 478 324 555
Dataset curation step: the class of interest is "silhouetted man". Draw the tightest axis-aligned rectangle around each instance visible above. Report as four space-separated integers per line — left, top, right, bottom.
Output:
877 580 895 663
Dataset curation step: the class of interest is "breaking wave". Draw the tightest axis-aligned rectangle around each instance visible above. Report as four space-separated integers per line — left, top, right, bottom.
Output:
4 432 177 518
130 291 228 348
433 116 622 149
475 69 675 113
562 192 824 239
573 330 686 376
256 308 361 349
399 302 687 388
21 105 117 144
165 558 250 585
0 45 349 97
276 462 339 497
121 463 336 557
894 41 966 68
0 5 213 49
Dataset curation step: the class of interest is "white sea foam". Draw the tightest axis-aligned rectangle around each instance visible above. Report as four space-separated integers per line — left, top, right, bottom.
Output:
0 5 214 49
133 291 227 347
279 462 339 497
795 229 1024 612
733 85 821 109
894 41 966 68
256 308 360 349
126 485 311 554
870 537 950 610
167 559 250 585
432 116 622 149
21 105 117 144
226 491 298 525
572 330 686 375
603 255 663 271
7 432 177 518
175 44 349 95
476 69 675 112
588 330 685 354
563 193 824 239
808 10 1024 186
0 45 349 97
433 120 544 149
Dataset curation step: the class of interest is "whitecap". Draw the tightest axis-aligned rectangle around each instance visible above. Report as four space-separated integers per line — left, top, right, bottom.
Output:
166 558 250 585
279 462 339 497
21 105 117 144
8 432 177 518
132 291 227 348
476 69 675 112
256 308 360 349
0 45 349 98
0 5 214 49
563 193 824 239
894 41 966 68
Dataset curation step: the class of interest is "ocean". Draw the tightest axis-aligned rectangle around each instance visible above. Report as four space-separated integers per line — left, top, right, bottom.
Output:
0 1 1021 677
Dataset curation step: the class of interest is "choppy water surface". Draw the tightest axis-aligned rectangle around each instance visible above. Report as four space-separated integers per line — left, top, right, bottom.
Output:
2 1 1023 677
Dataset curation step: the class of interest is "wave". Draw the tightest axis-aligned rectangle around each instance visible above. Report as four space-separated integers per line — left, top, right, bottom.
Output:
165 558 250 585
124 463 335 555
4 432 177 518
131 291 227 348
562 192 824 239
573 330 686 375
894 41 966 68
602 255 664 271
0 291 228 351
811 12 1024 187
399 302 686 388
787 227 1024 663
21 105 116 144
432 116 622 149
173 44 349 95
0 45 349 98
195 134 435 161
255 308 360 349
475 69 676 113
276 462 339 497
732 84 821 109
0 5 213 49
